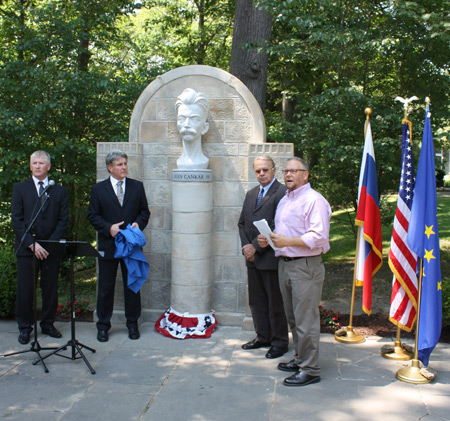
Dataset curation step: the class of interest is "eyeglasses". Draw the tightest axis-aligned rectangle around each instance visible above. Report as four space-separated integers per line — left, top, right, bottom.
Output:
255 168 274 174
282 169 307 175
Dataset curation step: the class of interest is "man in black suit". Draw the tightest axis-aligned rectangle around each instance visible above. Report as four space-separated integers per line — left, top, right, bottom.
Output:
238 156 288 359
11 150 68 345
88 150 150 342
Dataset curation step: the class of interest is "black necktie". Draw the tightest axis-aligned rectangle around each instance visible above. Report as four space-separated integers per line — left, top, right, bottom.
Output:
38 181 44 197
256 187 264 207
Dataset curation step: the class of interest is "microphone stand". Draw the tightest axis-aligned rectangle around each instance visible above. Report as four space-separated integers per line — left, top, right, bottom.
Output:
2 190 57 373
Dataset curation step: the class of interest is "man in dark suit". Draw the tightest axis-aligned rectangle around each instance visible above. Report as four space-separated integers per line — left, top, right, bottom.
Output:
11 150 68 345
238 156 288 359
88 150 150 342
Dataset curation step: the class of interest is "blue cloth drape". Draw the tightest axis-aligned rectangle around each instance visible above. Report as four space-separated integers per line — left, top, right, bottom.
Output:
114 224 149 293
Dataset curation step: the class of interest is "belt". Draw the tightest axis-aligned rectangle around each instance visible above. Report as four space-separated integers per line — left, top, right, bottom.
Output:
281 255 320 262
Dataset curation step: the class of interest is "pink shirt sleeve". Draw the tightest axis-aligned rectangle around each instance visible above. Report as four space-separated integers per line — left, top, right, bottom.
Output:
301 196 331 252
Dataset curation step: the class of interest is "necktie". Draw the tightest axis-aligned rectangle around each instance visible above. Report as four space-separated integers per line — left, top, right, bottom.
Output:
117 180 124 206
256 187 264 207
38 181 44 197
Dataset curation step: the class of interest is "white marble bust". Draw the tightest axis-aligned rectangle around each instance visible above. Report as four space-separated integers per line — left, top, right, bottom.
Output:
175 88 209 169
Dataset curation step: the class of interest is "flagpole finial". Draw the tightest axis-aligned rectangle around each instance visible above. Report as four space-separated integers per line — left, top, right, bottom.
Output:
394 96 418 120
365 107 372 117
426 97 431 107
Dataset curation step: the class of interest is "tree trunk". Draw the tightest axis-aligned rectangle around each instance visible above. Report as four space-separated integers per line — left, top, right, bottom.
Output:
229 0 272 112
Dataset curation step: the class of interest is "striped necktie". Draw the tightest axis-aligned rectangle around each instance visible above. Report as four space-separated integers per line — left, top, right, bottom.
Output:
256 187 264 207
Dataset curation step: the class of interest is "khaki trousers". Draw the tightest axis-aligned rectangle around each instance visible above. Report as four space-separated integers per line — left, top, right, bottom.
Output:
278 255 324 376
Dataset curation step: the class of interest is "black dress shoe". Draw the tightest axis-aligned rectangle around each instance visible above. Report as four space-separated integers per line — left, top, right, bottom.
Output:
278 359 300 372
265 345 288 359
242 338 270 350
283 371 320 386
41 325 62 338
128 327 140 340
97 330 109 342
18 330 31 345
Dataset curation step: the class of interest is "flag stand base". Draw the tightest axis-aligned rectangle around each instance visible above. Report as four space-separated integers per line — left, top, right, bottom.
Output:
381 341 413 360
334 326 365 344
396 359 434 384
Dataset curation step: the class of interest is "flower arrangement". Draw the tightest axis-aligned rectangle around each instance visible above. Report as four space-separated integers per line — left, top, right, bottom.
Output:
319 305 341 330
57 299 90 320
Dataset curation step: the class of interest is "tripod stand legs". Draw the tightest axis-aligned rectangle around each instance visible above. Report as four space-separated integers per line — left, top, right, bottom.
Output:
35 339 96 374
2 340 57 373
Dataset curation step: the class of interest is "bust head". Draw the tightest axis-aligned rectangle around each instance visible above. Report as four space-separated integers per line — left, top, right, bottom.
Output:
175 88 210 169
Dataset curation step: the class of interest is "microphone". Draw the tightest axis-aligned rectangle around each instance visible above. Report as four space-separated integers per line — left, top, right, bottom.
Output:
39 180 55 197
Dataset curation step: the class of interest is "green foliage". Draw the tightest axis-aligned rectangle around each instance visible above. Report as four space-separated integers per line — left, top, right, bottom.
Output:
442 278 450 327
436 168 445 187
56 298 91 320
135 0 234 68
260 0 450 210
0 201 14 246
0 246 17 318
319 305 341 330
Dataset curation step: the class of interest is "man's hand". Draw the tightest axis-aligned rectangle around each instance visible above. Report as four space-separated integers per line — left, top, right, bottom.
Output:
270 233 290 248
242 244 256 261
131 222 139 229
30 242 49 260
110 221 124 238
257 234 269 248
270 232 305 248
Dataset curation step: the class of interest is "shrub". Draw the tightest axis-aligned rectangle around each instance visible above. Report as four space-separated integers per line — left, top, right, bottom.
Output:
444 174 450 188
0 245 17 318
56 298 90 320
319 305 341 330
436 168 445 188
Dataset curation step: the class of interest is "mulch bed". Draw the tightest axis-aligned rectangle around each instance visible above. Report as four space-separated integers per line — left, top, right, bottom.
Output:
321 312 450 344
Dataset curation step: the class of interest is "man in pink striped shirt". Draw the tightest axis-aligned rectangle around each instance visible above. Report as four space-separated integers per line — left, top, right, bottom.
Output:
258 157 331 386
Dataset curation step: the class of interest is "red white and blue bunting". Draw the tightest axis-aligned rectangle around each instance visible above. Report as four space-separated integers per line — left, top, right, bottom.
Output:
155 307 217 339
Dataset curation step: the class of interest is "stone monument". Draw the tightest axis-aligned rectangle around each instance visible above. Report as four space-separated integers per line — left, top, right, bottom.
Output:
155 88 216 338
95 65 293 332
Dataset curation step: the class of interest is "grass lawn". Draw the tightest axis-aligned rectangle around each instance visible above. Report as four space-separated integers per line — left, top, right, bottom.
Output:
324 194 450 267
320 194 450 316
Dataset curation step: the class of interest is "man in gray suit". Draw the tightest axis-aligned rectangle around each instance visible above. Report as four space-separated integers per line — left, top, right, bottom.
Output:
238 156 288 359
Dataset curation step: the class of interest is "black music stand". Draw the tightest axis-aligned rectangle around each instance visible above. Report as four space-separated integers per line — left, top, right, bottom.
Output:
34 240 101 374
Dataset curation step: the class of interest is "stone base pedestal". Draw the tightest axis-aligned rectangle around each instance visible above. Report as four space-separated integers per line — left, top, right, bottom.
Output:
155 169 216 339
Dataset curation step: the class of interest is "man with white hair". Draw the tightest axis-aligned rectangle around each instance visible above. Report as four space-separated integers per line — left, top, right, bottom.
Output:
12 150 68 345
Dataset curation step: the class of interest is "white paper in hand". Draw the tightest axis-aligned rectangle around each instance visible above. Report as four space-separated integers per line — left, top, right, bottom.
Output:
253 219 285 251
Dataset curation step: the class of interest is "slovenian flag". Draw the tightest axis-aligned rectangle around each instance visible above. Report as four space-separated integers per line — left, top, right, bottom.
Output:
355 120 383 315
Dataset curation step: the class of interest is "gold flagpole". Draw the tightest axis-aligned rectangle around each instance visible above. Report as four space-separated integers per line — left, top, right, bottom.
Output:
382 96 418 360
335 108 372 344
396 97 434 384
396 259 433 383
380 326 413 360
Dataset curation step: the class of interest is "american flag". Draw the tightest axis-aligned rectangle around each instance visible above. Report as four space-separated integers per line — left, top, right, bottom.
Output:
388 121 418 332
